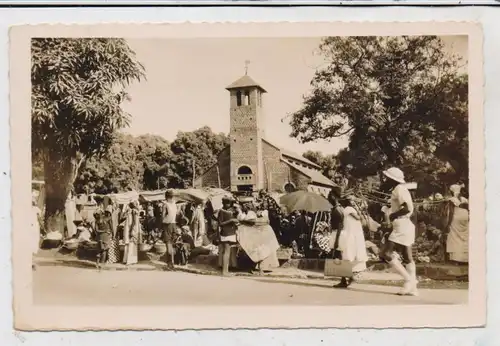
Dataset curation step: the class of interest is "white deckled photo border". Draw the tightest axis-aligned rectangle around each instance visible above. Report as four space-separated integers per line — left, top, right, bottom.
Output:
9 21 484 331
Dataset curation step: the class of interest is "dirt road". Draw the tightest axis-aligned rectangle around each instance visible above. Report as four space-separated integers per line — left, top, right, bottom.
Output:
33 266 467 306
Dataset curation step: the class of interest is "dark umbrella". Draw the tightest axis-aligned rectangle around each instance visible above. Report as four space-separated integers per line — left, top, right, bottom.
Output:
280 190 333 214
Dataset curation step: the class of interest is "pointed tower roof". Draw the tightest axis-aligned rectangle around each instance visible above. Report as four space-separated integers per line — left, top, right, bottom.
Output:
226 75 267 93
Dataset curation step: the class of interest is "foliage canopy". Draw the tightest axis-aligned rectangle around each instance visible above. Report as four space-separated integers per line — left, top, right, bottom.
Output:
290 36 468 194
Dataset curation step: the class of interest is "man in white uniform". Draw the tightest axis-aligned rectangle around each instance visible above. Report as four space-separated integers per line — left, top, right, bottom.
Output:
379 167 418 296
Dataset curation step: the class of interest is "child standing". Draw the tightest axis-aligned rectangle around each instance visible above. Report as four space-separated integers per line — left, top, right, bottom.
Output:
217 196 239 276
94 206 113 269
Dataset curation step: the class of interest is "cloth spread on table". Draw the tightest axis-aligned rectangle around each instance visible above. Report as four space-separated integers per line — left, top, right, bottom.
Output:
236 222 280 263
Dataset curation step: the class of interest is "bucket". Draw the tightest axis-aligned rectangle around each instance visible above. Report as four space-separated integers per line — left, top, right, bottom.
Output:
118 243 126 253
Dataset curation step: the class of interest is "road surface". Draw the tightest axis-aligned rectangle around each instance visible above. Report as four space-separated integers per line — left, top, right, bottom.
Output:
33 266 467 306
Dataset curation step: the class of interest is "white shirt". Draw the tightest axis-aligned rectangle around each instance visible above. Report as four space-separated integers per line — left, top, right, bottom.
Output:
390 184 414 217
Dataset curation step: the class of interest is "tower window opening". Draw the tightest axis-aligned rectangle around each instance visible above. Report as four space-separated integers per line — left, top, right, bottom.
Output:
236 91 242 106
258 91 262 106
244 91 250 105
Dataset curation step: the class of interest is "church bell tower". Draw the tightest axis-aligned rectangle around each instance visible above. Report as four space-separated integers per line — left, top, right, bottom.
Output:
226 63 266 192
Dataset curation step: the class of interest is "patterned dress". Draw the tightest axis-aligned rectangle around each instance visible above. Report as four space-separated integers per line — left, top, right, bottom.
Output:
107 207 120 264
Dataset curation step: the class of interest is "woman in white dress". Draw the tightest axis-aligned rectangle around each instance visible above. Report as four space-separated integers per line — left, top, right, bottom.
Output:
190 202 206 247
334 196 368 288
122 202 140 265
445 185 469 263
31 197 41 256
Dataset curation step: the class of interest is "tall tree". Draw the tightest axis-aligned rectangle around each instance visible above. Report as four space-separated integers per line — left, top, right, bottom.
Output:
302 150 338 179
31 38 145 233
135 134 176 190
74 133 144 194
170 126 229 187
290 36 468 194
73 128 228 193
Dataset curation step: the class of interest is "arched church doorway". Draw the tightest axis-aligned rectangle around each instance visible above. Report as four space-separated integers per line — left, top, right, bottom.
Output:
237 165 252 175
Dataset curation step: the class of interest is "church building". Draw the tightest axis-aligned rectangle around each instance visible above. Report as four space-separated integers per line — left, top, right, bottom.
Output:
194 73 336 196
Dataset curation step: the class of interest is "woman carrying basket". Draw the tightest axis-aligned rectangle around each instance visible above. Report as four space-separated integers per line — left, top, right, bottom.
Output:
329 188 368 289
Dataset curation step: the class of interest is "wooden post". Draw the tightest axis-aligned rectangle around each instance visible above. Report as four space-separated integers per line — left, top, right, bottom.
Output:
192 159 196 187
216 165 221 188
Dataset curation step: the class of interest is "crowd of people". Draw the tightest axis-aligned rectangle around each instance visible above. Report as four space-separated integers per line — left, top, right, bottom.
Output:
31 165 469 295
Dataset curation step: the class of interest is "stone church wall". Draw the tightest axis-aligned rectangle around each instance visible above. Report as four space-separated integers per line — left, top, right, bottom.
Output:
195 147 231 189
262 140 311 192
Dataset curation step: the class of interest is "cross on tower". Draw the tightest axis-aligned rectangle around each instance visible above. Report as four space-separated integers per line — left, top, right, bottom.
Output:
244 60 250 75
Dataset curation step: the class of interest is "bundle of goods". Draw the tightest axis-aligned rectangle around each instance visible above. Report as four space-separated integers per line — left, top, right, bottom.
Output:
79 240 98 251
62 238 80 250
414 229 445 263
154 240 167 255
42 231 63 248
365 240 380 261
139 242 153 252
204 243 219 256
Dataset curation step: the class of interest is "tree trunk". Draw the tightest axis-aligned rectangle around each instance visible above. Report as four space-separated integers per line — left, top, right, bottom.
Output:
43 151 82 236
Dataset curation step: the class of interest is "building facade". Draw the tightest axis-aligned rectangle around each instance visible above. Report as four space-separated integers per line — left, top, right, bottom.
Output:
195 74 336 196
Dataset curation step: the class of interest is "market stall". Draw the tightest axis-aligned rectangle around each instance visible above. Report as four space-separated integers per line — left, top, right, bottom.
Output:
138 189 167 203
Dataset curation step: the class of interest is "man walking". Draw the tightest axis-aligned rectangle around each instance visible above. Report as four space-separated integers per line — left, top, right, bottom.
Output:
379 167 418 296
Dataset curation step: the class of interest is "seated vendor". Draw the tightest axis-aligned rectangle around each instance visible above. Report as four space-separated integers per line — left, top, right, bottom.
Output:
236 201 280 274
74 201 91 228
236 202 258 225
173 226 194 265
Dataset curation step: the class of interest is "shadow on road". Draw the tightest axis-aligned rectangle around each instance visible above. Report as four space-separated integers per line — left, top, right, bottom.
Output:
252 278 403 296
36 260 96 269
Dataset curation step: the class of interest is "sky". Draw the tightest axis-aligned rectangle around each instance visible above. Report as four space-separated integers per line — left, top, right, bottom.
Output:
121 35 468 156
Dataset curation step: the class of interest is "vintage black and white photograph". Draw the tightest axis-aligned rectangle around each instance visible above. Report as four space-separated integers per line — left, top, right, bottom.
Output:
10 23 485 330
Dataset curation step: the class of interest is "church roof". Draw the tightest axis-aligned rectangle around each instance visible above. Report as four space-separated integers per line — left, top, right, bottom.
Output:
226 75 267 93
281 149 321 169
284 160 336 187
261 138 321 169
